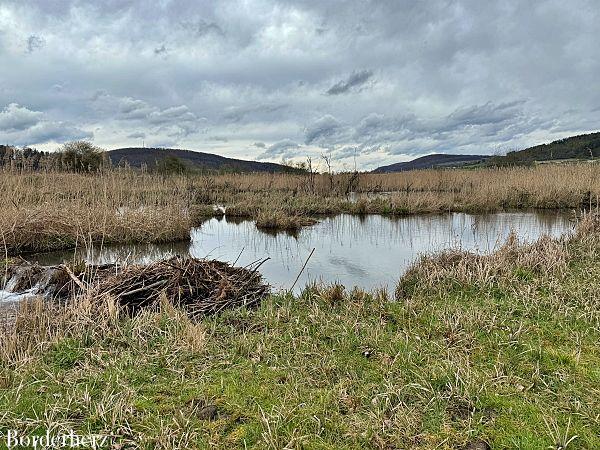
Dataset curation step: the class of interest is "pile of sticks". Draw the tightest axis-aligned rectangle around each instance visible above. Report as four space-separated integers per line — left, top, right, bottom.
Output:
89 256 270 317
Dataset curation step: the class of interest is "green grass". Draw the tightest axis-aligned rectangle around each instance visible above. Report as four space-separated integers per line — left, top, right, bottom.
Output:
0 234 599 449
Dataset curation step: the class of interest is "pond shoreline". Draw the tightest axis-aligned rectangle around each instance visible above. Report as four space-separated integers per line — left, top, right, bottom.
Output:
5 210 574 295
1 214 598 448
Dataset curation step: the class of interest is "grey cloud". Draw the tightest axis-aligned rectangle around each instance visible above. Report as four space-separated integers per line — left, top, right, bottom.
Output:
0 103 43 131
333 146 359 159
253 142 266 148
222 104 287 124
0 103 91 145
154 45 167 55
26 34 44 53
127 131 146 139
118 98 153 119
302 100 544 162
148 105 197 124
444 101 525 129
209 135 228 142
353 113 413 142
20 121 92 145
0 0 598 168
94 93 199 129
258 139 300 160
304 114 345 145
181 20 225 38
145 138 178 148
326 70 373 95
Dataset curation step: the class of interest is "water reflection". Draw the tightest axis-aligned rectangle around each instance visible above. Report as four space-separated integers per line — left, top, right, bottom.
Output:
29 212 573 293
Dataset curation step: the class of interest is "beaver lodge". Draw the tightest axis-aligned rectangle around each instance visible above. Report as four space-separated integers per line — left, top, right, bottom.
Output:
2 256 270 318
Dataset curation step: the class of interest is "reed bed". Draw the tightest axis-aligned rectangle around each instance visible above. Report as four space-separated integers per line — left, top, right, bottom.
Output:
184 162 600 206
0 170 192 255
2 162 600 256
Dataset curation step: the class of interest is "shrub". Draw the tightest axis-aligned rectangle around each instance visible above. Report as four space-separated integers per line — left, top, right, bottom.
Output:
57 141 107 173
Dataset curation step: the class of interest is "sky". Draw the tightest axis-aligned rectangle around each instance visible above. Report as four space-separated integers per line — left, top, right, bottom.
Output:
0 0 599 171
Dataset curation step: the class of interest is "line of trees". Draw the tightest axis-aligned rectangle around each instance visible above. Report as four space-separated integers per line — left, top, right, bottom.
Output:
0 142 194 175
0 141 108 173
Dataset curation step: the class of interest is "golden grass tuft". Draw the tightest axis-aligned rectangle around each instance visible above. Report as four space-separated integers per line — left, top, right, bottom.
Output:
0 292 207 368
395 214 600 300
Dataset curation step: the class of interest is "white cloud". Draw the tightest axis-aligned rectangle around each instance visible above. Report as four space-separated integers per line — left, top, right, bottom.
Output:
0 103 43 131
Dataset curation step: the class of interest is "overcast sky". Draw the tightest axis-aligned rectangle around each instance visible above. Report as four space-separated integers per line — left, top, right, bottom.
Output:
0 0 598 170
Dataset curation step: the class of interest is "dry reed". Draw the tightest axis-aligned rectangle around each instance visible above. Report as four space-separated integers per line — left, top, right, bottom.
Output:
396 213 599 299
254 209 317 231
3 162 600 256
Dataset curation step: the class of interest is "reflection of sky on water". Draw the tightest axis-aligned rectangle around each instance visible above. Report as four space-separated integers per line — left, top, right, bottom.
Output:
30 212 573 293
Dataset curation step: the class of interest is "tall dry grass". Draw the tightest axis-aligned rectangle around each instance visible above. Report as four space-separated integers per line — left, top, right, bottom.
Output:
396 212 600 302
2 162 600 255
0 170 192 255
206 163 600 209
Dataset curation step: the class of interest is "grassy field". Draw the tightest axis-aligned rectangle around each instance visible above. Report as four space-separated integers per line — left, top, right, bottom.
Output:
1 217 598 449
2 163 600 256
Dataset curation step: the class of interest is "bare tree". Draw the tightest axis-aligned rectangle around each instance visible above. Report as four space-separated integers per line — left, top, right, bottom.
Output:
306 157 316 194
321 153 334 193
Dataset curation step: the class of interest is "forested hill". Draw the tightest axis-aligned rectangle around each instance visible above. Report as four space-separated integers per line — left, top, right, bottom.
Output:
373 132 600 172
107 147 297 173
488 132 600 165
372 154 488 173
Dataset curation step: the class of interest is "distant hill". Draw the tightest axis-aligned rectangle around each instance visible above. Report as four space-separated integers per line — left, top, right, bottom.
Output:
372 154 488 173
107 147 298 173
372 132 600 173
487 131 600 166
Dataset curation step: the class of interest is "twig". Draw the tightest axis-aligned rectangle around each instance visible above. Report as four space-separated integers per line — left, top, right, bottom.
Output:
62 264 86 291
233 247 245 265
114 279 168 298
289 248 315 293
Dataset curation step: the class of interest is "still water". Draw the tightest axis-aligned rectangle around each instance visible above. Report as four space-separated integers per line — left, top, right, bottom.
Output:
30 212 573 293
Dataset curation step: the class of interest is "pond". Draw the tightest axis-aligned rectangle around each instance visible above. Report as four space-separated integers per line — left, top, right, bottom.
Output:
16 211 574 295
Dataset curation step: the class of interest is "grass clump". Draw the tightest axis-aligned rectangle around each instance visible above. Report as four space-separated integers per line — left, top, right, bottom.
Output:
255 209 317 232
1 218 598 448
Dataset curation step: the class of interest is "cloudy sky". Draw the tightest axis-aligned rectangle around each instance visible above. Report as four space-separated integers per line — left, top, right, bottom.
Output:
0 0 598 170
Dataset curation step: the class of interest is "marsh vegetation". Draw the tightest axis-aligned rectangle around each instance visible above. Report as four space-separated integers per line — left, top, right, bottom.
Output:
0 215 598 448
1 162 600 255
1 161 599 448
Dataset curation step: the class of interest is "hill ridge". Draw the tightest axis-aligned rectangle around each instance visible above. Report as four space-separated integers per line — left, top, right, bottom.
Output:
107 147 297 173
372 154 488 173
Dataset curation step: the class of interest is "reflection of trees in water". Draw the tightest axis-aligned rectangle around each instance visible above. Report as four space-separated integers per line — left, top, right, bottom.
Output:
309 212 572 255
467 211 572 251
